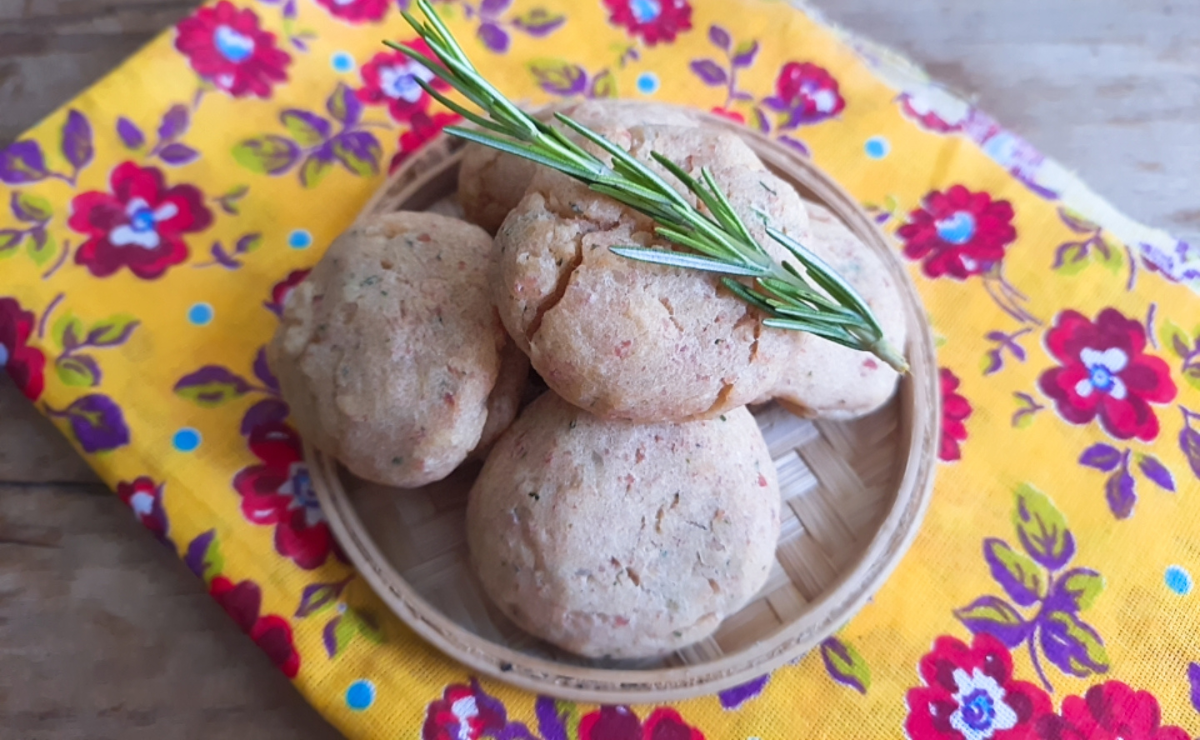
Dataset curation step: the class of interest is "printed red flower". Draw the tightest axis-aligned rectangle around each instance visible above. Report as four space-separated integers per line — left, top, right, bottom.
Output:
0 297 45 401
1038 309 1176 442
1037 681 1189 740
898 185 1017 280
314 0 389 24
765 62 845 128
357 42 446 123
421 680 507 740
209 576 301 678
710 107 746 124
905 633 1052 740
940 368 972 462
116 477 170 545
233 422 333 570
603 0 692 46
579 705 706 740
174 1 291 99
265 268 311 316
68 162 213 279
389 111 461 174
899 90 971 134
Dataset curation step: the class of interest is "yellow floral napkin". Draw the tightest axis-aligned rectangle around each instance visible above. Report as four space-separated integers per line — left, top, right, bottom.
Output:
3 0 1200 737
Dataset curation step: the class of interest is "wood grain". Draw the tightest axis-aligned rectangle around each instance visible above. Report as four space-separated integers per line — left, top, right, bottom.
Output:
0 481 341 740
0 0 1195 737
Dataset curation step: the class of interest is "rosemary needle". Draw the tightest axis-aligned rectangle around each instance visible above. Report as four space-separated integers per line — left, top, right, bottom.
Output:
385 0 908 373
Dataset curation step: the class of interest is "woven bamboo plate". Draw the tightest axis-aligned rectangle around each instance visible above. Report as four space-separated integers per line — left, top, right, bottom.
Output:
309 104 940 703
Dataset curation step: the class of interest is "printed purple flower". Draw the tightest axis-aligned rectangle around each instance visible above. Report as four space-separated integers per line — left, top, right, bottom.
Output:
174 1 291 98
898 185 1016 280
68 161 213 279
357 42 444 123
603 0 692 46
904 634 1052 740
314 0 390 23
209 576 301 678
116 476 171 546
233 422 332 569
0 297 46 401
1041 681 1189 740
1038 308 1176 442
266 269 311 316
940 368 972 462
763 62 845 127
422 679 506 740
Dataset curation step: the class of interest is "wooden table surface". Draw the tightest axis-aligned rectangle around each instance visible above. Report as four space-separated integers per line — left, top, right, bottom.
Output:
1 0 1197 737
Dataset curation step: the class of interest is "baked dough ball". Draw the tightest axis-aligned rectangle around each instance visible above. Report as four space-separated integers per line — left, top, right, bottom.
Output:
471 340 530 458
467 393 780 659
764 202 907 419
492 123 806 423
269 211 526 487
457 100 700 233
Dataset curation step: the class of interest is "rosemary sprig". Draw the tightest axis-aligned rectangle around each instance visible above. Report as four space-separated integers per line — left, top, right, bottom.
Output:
385 0 908 373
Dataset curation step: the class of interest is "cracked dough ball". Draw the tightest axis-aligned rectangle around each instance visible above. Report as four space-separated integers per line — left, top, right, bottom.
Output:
491 123 807 423
269 211 527 488
457 100 701 233
764 201 907 419
467 393 780 659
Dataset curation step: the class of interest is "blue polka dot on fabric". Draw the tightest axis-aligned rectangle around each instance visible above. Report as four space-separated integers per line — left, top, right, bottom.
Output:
173 428 202 453
1165 565 1192 595
636 72 659 95
288 229 313 250
346 679 375 711
187 303 214 326
331 51 355 73
865 136 890 159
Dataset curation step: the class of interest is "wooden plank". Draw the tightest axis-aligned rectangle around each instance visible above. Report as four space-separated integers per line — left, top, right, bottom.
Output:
0 379 97 484
0 0 1196 736
0 0 192 143
810 0 1200 242
0 483 342 740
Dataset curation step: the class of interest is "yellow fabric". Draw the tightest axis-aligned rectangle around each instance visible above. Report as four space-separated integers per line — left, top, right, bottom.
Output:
3 0 1199 737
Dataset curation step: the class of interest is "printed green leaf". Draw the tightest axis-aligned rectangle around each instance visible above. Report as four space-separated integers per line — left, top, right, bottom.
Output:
528 58 587 96
589 69 617 99
983 538 1044 606
1012 483 1075 571
86 314 139 346
27 232 55 267
15 192 53 222
0 230 23 256
1041 610 1110 676
1054 243 1090 276
232 135 300 175
173 366 252 407
331 133 381 178
53 311 86 350
300 153 334 188
334 613 357 655
55 355 99 387
1052 568 1104 612
1161 320 1192 360
1096 236 1124 274
281 111 329 147
819 637 871 694
1184 364 1200 393
201 538 224 583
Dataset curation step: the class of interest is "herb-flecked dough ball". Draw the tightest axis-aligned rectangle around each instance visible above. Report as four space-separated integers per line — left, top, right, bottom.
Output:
268 211 527 488
467 393 781 659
